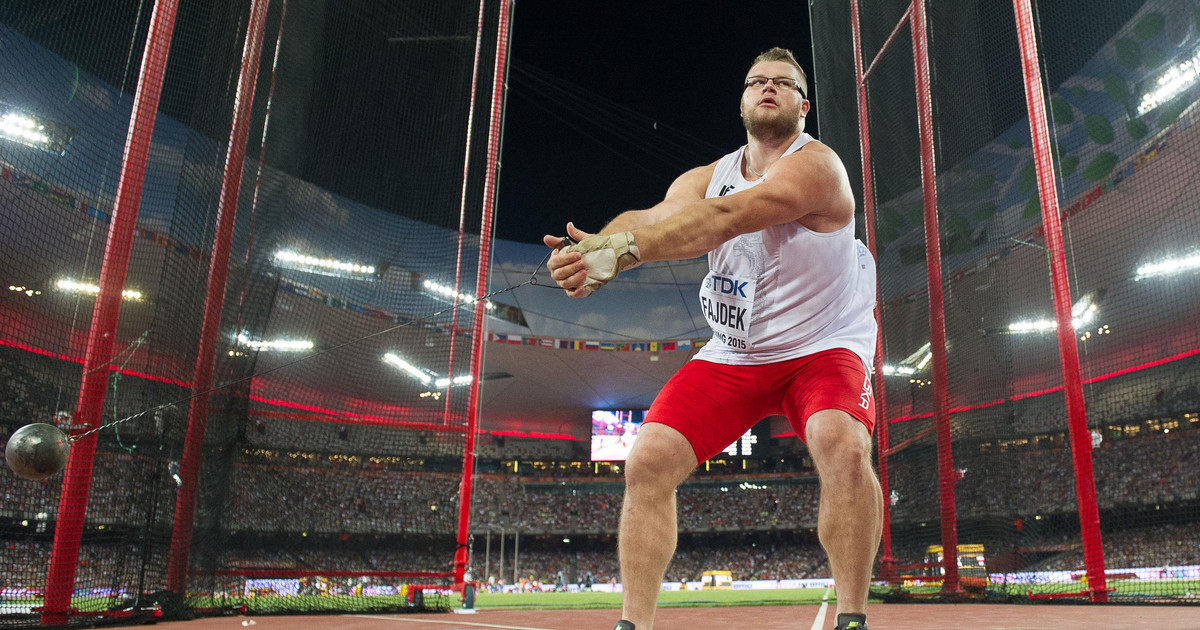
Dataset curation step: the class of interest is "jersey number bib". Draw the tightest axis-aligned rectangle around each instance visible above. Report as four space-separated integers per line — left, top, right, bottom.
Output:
699 271 756 350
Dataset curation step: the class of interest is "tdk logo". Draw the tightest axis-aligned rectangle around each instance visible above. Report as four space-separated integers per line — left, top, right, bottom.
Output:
709 275 748 298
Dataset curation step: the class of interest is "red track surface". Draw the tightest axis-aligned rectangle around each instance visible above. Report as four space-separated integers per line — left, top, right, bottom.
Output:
154 604 1198 630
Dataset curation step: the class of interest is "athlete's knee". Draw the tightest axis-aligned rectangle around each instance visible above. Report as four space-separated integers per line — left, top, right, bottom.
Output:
806 410 874 475
624 425 695 493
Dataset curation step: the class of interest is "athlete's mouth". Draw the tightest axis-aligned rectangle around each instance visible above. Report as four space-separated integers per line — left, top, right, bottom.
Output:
759 97 777 106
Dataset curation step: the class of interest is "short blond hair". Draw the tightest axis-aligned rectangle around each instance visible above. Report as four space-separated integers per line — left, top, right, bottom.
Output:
750 47 808 97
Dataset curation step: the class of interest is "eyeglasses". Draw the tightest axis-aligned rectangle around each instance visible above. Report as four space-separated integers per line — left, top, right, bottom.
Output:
744 76 806 98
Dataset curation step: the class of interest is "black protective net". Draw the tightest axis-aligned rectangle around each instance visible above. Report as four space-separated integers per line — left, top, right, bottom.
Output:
0 0 509 625
812 0 1200 604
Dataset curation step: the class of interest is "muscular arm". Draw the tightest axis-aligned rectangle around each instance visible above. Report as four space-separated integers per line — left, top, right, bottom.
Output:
632 143 854 262
546 143 853 296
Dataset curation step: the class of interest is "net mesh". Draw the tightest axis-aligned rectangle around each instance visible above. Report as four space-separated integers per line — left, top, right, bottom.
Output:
0 0 507 624
812 0 1200 603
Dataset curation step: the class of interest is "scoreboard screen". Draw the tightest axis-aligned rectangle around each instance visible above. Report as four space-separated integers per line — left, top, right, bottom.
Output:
589 409 646 461
591 411 771 461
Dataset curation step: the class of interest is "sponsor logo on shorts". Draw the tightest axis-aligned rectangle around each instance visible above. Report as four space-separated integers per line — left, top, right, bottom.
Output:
859 374 873 410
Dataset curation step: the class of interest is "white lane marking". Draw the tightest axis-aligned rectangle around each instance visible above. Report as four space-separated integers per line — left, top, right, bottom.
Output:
809 587 831 630
350 614 556 630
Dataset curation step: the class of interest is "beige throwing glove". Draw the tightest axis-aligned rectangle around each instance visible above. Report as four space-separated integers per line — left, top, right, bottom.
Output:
565 232 642 294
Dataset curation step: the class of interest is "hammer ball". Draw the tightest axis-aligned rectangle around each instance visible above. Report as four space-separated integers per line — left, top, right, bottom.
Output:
5 423 70 481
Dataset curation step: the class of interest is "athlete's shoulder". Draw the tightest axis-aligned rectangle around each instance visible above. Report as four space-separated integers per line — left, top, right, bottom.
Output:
775 140 855 229
794 138 840 160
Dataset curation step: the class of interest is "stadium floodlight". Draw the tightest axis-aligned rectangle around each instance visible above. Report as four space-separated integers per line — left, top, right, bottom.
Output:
916 351 932 370
1137 47 1200 116
0 113 48 145
0 103 77 155
272 250 377 279
1008 318 1058 333
421 279 495 310
881 342 931 376
383 352 433 385
882 364 918 376
1009 292 1100 333
904 342 932 369
384 352 474 395
8 285 41 297
1070 293 1099 328
56 278 142 301
1135 251 1200 280
235 333 314 352
433 375 473 388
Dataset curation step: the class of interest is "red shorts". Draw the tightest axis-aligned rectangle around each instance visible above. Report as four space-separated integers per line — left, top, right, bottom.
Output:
645 347 876 464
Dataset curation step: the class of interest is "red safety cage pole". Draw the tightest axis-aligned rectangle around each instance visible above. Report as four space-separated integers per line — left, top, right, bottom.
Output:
235 0 288 325
442 0 489 446
455 0 514 587
41 0 182 624
166 0 272 594
910 0 960 594
446 0 489 585
849 0 895 582
1012 0 1107 601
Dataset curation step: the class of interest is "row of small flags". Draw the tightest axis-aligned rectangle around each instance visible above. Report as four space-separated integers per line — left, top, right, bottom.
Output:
487 333 706 352
2 164 209 261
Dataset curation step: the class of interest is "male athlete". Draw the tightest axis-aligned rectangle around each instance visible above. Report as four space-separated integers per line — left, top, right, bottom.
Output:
543 48 881 630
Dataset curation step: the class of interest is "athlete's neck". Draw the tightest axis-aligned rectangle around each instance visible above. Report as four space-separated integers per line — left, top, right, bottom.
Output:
744 128 803 179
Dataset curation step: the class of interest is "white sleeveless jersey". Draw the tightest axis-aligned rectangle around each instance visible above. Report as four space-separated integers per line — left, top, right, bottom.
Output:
692 133 878 368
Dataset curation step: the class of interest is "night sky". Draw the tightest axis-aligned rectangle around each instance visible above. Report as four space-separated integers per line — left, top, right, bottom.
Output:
494 0 813 244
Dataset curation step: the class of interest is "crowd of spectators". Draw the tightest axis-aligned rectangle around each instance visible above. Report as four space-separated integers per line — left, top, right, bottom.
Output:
220 468 822 536
222 425 1200 537
1 448 180 527
217 546 454 573
466 479 820 534
888 428 1199 522
469 540 831 586
226 465 462 534
0 541 150 594
1039 523 1200 572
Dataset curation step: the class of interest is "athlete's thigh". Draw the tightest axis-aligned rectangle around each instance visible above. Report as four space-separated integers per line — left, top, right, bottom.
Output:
645 359 775 464
781 348 876 443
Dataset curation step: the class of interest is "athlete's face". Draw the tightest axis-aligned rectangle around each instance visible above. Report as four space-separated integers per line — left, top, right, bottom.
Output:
740 60 809 141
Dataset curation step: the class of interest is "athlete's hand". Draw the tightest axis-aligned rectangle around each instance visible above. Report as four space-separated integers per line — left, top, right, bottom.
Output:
543 222 595 298
566 231 642 294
